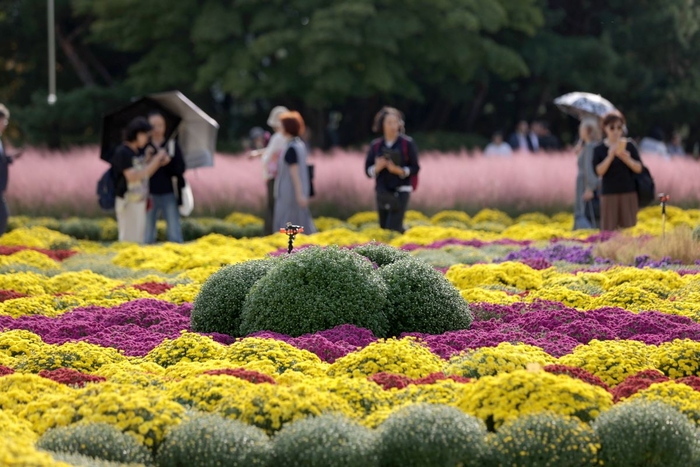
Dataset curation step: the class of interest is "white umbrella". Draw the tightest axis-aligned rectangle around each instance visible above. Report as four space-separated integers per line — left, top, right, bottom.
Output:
148 91 220 169
554 92 616 120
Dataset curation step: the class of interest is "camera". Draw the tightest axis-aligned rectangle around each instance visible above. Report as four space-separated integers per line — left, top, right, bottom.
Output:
380 148 403 166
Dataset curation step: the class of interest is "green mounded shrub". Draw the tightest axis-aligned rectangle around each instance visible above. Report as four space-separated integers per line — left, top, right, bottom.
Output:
37 423 153 465
693 225 700 242
156 414 271 467
272 414 378 467
239 246 389 337
351 242 411 267
208 221 262 239
593 400 696 467
378 257 472 336
49 452 147 467
191 259 277 337
181 219 208 242
376 404 488 467
58 219 103 241
489 412 600 467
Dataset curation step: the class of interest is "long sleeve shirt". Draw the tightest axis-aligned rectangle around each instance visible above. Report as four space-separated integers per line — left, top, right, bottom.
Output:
364 135 420 193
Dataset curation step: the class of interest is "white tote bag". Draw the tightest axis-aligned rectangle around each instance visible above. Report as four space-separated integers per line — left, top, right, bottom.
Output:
179 180 194 217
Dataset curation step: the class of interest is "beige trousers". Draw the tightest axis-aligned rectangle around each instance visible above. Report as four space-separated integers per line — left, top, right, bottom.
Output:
115 197 147 243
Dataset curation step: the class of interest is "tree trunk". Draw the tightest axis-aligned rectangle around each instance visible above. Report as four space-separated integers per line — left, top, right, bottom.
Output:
465 81 489 131
77 43 114 86
56 24 96 86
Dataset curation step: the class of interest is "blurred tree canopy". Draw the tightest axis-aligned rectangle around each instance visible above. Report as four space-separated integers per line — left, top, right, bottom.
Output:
1 0 699 151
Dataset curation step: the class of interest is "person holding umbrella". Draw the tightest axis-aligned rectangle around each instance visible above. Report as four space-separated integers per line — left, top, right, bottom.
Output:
111 117 169 243
573 117 602 229
592 111 644 231
0 104 23 235
144 111 186 244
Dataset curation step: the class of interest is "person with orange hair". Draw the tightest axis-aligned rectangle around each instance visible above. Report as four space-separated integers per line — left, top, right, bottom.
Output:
273 111 316 234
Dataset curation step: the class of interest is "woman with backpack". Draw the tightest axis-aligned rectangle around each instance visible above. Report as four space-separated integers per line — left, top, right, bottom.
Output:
592 110 644 231
364 107 420 233
111 117 169 243
272 111 317 234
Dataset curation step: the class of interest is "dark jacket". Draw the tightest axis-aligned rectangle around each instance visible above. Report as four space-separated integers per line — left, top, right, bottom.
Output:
148 140 186 198
364 135 420 192
592 141 642 195
0 140 14 193
507 132 536 151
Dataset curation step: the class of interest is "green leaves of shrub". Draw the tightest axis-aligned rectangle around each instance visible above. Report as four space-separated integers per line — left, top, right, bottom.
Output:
272 414 378 467
490 412 600 467
379 257 473 336
239 246 389 337
37 423 153 465
376 404 488 467
593 400 697 467
352 242 411 267
191 259 277 337
156 414 271 467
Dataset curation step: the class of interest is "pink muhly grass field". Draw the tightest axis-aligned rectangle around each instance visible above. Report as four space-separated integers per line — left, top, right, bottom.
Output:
7 146 700 218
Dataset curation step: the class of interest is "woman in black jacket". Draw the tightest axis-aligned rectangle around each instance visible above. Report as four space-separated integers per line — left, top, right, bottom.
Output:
364 107 420 233
592 111 643 231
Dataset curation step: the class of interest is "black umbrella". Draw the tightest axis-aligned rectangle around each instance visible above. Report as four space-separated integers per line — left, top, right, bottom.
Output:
100 97 182 162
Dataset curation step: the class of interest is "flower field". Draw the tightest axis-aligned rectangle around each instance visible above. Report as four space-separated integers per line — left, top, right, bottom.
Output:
3 207 700 466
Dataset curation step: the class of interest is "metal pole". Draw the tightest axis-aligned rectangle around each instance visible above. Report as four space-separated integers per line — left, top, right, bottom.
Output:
47 0 57 105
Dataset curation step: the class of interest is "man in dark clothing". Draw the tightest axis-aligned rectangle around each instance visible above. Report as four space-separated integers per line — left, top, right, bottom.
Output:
508 120 538 152
145 112 186 243
0 104 22 235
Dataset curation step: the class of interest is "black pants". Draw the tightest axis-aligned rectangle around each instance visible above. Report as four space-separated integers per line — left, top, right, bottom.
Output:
264 179 275 236
377 191 410 233
0 196 8 235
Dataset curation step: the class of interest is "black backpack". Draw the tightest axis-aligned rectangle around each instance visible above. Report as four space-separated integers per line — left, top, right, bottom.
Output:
97 168 116 211
635 165 655 208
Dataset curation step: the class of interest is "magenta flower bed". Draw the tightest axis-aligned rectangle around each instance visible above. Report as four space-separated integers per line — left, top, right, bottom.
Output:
2 298 700 361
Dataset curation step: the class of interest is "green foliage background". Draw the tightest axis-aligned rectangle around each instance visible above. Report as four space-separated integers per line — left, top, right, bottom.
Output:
1 0 699 151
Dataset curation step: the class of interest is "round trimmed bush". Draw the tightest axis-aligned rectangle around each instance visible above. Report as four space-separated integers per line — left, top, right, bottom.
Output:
191 259 277 337
239 246 389 337
376 404 488 467
352 242 411 267
156 414 271 467
593 400 696 467
272 414 378 466
378 257 472 336
489 412 600 467
37 423 152 465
